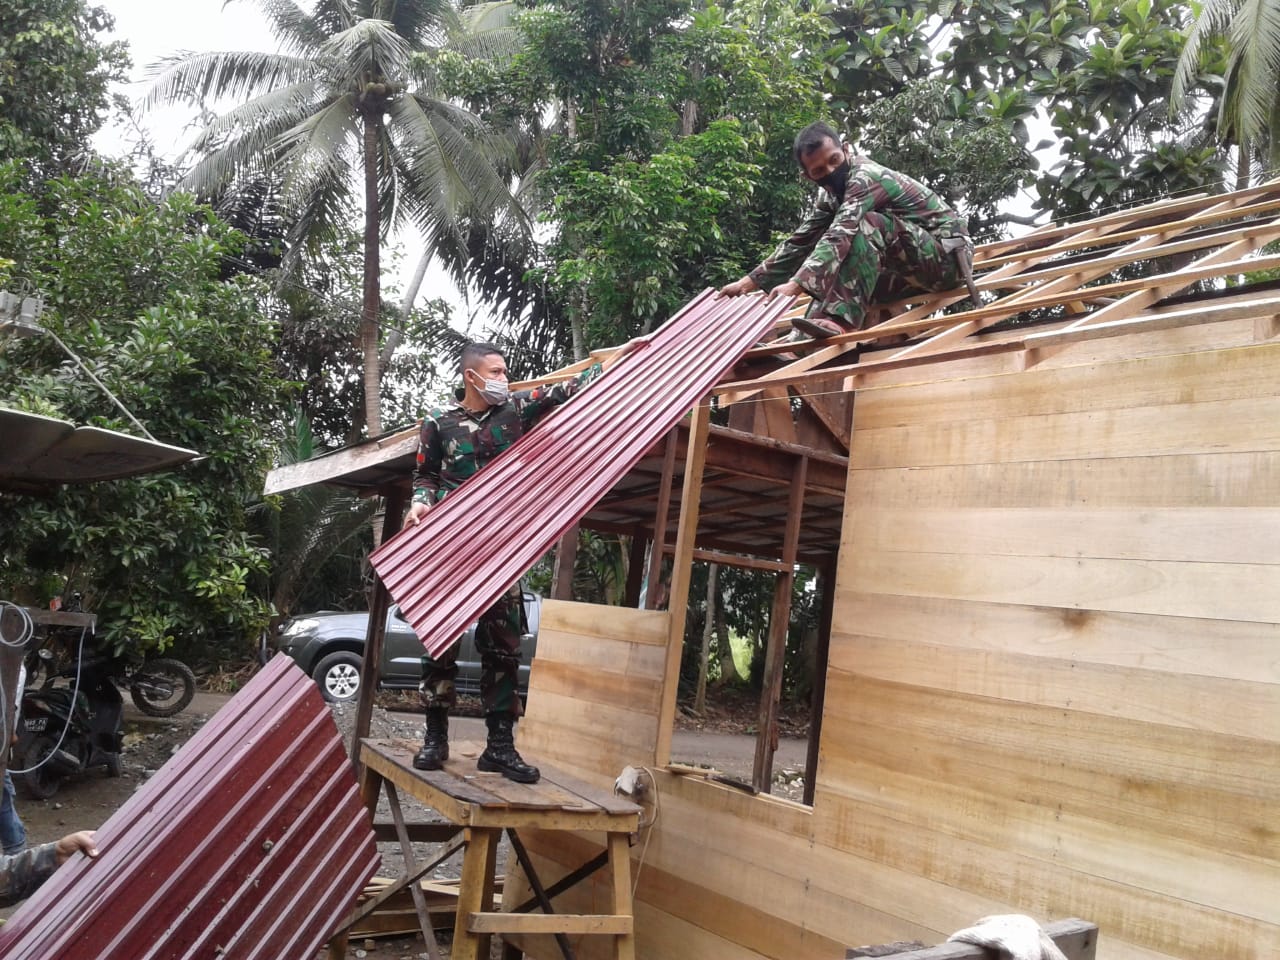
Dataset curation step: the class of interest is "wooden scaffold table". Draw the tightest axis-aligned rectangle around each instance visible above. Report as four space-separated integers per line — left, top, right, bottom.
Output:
352 738 641 960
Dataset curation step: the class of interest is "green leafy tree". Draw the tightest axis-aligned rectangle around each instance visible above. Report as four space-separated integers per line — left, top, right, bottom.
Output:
0 162 290 653
145 0 525 437
827 0 1229 223
0 0 128 182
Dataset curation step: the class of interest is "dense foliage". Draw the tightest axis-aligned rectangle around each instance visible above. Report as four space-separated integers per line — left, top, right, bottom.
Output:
0 163 289 652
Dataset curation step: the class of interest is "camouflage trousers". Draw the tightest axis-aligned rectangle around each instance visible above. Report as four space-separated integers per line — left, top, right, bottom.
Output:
809 211 964 330
420 583 524 719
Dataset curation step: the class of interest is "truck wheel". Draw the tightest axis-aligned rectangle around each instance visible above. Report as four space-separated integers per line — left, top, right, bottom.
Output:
313 651 363 702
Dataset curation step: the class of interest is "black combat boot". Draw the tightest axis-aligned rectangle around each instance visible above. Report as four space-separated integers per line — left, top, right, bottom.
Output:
477 714 540 783
413 709 450 770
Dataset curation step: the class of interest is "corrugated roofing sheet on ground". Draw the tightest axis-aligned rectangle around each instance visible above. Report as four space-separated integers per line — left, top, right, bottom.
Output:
370 287 787 657
0 655 379 960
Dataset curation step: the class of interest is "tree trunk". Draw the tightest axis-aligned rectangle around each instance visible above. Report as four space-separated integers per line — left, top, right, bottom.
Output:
379 248 432 372
361 111 383 439
694 563 717 715
714 597 737 686
1236 136 1252 192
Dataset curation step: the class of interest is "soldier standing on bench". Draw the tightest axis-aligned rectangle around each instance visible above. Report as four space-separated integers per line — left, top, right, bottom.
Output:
719 121 978 339
406 342 602 783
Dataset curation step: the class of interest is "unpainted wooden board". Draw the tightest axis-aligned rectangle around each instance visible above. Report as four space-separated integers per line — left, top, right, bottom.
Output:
526 657 663 714
810 751 1280 923
827 632 1279 739
845 548 1280 624
850 314 1266 392
538 600 670 647
850 505 1280 566
810 782 1280 959
852 341 1280 430
522 689 658 755
834 592 1280 685
845 452 1280 510
820 672 1279 858
528 630 667 677
851 394 1280 470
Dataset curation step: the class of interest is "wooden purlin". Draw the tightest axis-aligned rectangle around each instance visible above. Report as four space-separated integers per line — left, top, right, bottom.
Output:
714 180 1280 403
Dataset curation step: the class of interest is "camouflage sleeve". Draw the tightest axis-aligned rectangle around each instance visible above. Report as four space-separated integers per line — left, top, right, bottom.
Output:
411 413 443 506
789 171 881 300
748 198 837 291
0 843 58 907
514 362 604 429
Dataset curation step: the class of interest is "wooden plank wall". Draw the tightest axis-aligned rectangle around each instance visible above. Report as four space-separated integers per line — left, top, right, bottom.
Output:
824 336 1280 960
511 332 1280 960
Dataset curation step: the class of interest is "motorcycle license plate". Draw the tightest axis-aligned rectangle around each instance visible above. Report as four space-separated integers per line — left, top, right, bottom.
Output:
23 717 48 732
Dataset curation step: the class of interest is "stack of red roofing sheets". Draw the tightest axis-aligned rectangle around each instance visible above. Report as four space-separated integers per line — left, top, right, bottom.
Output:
0 655 379 960
371 288 788 657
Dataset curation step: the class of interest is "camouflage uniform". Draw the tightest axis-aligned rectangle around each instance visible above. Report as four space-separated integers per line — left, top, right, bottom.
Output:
749 147 969 329
0 842 57 907
412 364 603 718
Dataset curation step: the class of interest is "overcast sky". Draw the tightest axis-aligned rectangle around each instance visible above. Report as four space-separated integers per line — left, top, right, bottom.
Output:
93 0 475 330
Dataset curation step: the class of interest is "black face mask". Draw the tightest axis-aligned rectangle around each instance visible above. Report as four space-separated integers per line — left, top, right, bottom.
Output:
818 159 850 198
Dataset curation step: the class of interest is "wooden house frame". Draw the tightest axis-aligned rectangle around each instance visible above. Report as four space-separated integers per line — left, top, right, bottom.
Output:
264 182 1280 960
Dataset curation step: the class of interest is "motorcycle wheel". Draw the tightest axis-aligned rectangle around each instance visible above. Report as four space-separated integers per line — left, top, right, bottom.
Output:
14 734 63 801
129 658 197 717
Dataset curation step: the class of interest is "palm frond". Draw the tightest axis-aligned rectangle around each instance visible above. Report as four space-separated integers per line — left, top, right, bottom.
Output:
1226 0 1280 142
312 0 359 36
249 0 331 55
1172 0 1242 106
190 82 323 149
142 50 318 110
370 0 454 46
323 19 413 81
274 94 364 212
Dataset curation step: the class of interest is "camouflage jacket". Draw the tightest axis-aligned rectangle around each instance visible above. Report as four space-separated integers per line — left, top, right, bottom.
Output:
0 842 58 907
749 148 967 296
412 363 603 505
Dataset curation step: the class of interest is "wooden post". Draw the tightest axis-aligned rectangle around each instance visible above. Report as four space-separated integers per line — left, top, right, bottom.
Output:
803 559 836 806
350 485 407 761
550 524 580 602
623 533 647 608
752 455 807 793
654 403 711 765
644 427 679 610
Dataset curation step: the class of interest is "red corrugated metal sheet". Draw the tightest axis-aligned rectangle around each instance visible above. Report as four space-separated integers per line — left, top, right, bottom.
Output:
0 655 379 960
371 288 789 657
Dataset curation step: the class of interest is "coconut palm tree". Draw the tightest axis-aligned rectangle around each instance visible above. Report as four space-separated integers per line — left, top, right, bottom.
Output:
145 0 526 437
1173 0 1280 184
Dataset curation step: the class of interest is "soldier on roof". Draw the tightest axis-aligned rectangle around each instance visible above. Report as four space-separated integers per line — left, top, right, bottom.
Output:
719 121 975 339
405 342 603 784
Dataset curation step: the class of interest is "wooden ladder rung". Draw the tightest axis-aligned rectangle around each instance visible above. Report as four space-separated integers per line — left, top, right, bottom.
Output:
468 913 634 935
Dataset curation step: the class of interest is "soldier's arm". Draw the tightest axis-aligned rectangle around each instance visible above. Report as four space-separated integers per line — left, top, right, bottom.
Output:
515 362 604 429
748 198 837 291
411 414 444 508
790 173 883 300
0 843 59 907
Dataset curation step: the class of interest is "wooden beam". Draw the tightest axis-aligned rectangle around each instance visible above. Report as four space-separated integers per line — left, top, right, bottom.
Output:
660 544 793 573
655 402 711 765
351 485 406 761
752 455 807 793
468 914 632 935
623 534 647 607
644 427 679 610
848 918 1098 960
803 560 836 806
550 525 579 602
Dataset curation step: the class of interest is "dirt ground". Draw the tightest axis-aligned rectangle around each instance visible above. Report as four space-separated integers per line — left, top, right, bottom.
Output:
4 685 809 957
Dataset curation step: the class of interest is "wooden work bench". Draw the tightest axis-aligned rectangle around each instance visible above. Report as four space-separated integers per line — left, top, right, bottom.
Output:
353 738 641 960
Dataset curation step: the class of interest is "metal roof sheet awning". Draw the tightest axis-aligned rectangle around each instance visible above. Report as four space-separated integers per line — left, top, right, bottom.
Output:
370 287 789 658
0 655 379 960
0 407 200 494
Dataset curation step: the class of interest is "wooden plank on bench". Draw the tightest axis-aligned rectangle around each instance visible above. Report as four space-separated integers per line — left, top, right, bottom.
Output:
847 919 1097 960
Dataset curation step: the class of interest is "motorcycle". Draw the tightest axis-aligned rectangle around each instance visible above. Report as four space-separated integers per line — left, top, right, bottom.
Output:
13 652 124 800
